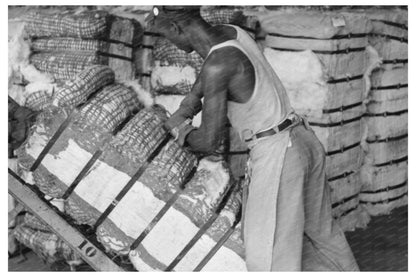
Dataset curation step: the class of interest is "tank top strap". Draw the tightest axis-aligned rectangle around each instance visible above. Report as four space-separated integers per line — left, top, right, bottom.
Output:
208 39 242 56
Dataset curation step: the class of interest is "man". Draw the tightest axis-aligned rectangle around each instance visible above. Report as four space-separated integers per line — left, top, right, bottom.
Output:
147 6 359 271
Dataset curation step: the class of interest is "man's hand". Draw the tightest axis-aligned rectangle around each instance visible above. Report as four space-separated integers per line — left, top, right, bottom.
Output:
164 79 203 131
170 118 196 146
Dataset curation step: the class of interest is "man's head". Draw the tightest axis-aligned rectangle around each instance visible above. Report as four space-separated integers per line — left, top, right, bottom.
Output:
146 6 203 53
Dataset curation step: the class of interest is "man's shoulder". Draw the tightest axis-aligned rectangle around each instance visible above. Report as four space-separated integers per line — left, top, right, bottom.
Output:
204 45 247 72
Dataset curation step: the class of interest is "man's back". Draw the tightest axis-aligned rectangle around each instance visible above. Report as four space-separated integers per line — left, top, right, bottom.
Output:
204 25 293 140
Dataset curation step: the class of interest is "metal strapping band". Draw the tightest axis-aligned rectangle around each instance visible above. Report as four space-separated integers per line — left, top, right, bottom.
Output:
268 32 369 40
164 183 237 271
97 51 133 62
29 94 104 172
375 156 407 167
270 46 366 55
359 192 408 205
326 141 361 156
103 38 135 49
139 44 154 50
308 115 362 128
137 72 152 78
371 20 408 30
30 112 76 172
383 59 408 64
129 166 198 251
327 75 363 84
61 113 133 200
331 193 359 209
333 205 358 220
366 133 407 144
360 181 407 194
92 135 171 231
322 101 362 114
143 31 161 36
194 150 250 156
371 83 408 91
370 33 408 43
365 109 408 117
193 207 242 271
62 149 103 200
327 171 354 182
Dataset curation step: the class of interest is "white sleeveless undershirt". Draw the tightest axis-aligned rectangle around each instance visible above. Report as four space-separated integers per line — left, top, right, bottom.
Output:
207 25 294 140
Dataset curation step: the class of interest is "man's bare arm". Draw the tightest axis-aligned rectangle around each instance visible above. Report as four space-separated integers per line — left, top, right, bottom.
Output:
185 48 239 153
164 69 203 131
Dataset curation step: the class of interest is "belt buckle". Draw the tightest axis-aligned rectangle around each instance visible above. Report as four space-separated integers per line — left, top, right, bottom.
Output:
242 129 254 143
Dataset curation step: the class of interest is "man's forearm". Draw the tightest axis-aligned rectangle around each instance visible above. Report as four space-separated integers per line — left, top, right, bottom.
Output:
177 74 203 118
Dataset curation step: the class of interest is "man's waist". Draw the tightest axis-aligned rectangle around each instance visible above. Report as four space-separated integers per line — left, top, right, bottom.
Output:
242 113 302 143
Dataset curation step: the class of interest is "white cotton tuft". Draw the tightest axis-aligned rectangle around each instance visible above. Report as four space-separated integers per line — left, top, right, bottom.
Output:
154 95 202 126
197 158 230 206
25 82 56 95
120 80 155 108
363 45 382 100
8 20 31 69
20 64 54 84
263 47 328 114
151 61 197 88
8 19 54 87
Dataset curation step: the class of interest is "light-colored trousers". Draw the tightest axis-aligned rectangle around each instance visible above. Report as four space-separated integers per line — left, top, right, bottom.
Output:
244 124 359 271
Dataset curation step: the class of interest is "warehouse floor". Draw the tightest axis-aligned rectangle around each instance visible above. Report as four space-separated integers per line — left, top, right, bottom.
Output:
9 205 408 271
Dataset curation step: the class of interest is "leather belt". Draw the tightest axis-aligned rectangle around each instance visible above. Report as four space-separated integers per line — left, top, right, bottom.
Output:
244 118 293 142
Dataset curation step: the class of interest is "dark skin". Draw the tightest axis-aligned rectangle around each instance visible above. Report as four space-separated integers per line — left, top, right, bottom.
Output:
151 13 256 153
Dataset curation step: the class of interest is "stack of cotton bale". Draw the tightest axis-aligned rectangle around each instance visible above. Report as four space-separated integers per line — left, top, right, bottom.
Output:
360 9 408 216
8 17 56 112
25 9 142 81
16 87 246 271
9 8 143 112
258 8 374 231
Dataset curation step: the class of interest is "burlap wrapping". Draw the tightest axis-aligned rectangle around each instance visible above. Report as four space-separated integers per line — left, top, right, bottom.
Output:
30 52 108 80
23 213 51 232
53 65 115 108
24 90 53 111
24 10 110 39
13 224 81 264
31 37 110 53
153 38 204 72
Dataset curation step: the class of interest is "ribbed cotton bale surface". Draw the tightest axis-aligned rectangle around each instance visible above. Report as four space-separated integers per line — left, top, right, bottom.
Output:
258 9 372 39
153 38 204 72
24 10 142 82
329 171 369 231
52 65 115 108
31 37 109 52
24 10 110 39
30 52 109 81
360 9 408 216
263 46 368 230
17 95 245 271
